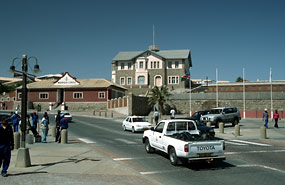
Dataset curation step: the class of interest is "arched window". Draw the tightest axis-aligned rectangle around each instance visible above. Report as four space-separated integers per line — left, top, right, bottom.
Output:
138 76 145 84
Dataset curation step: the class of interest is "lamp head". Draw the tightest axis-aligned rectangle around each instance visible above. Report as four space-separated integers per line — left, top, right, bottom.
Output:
9 65 15 73
33 64 41 73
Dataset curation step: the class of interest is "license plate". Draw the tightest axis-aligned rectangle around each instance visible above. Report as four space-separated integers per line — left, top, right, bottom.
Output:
199 153 211 157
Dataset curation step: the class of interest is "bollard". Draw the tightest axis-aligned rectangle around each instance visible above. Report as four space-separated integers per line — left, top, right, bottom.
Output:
111 111 113 118
14 132 20 149
99 111 101 117
234 124 240 137
61 129 68 144
105 111 107 117
206 122 211 127
219 122 224 133
26 134 34 144
51 125 56 137
93 110 95 116
260 126 267 139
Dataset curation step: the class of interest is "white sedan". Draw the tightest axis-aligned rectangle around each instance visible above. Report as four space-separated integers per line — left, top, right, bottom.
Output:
122 116 152 133
54 112 72 122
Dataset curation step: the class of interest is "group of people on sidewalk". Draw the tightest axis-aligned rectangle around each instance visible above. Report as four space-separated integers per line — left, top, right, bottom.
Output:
263 109 281 128
0 109 69 177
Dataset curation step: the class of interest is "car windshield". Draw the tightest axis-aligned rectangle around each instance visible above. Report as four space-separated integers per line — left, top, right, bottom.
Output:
209 109 222 114
133 118 145 122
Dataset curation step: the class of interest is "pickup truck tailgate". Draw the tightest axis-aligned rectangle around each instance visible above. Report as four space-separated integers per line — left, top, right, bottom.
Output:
186 140 225 161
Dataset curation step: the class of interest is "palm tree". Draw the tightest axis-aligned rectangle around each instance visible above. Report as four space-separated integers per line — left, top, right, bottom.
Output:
148 86 170 114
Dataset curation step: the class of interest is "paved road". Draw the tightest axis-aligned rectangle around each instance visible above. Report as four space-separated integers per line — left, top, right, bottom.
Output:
66 116 285 185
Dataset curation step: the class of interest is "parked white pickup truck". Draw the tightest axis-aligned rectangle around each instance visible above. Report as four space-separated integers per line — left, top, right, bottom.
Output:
143 119 226 166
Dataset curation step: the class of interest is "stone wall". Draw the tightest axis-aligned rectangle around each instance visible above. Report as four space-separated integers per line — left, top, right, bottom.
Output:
168 92 285 114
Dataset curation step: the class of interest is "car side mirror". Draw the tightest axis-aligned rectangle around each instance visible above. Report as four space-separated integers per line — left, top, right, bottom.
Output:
150 127 154 131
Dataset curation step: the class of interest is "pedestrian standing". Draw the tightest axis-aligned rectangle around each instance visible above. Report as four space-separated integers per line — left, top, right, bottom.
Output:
55 110 61 142
263 108 269 129
58 115 68 143
40 114 49 143
170 109 175 119
154 111 159 125
273 110 280 128
0 119 14 177
30 111 39 131
11 111 20 132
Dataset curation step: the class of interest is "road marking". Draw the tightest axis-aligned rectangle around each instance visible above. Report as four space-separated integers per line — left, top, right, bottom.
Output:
78 138 96 144
237 164 285 174
113 156 159 161
226 141 248 146
231 140 272 147
115 138 137 144
225 149 285 155
113 158 134 161
140 169 181 175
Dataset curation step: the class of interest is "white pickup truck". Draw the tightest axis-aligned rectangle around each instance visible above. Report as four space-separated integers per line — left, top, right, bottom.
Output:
143 119 226 166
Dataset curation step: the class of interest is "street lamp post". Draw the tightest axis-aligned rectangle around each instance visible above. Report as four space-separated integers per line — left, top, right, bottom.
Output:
9 54 40 167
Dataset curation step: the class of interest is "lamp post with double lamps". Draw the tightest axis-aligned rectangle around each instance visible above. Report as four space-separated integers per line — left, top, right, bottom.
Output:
9 54 41 167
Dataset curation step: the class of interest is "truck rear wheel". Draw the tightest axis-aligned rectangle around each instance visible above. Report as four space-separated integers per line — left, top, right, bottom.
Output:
145 138 155 153
169 147 179 166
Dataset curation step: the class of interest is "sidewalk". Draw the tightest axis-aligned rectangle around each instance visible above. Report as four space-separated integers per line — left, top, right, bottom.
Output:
3 134 161 185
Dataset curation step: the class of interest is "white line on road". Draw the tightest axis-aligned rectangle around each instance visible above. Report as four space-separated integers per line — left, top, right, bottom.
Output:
115 138 137 144
225 149 285 155
226 141 248 146
231 140 272 147
237 164 285 174
113 156 159 161
78 138 96 144
140 169 181 175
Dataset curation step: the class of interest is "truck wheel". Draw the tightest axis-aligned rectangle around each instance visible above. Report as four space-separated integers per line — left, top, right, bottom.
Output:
169 147 179 166
232 118 239 126
132 127 135 133
145 139 155 153
123 125 127 131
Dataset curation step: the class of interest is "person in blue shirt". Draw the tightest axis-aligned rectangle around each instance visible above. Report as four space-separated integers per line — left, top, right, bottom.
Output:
40 114 49 143
0 119 14 177
11 111 20 132
58 114 68 143
30 112 39 131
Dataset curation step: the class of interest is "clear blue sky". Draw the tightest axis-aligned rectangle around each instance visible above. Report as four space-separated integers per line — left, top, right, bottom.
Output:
0 0 284 82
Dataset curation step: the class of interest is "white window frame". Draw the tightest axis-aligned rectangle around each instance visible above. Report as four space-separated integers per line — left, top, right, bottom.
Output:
128 63 132 70
168 76 179 84
98 92 105 99
127 77 132 85
18 93 22 99
39 92 49 99
120 62 125 70
138 76 145 85
139 61 144 69
73 92 83 99
175 61 179 68
168 61 172 68
120 77 125 85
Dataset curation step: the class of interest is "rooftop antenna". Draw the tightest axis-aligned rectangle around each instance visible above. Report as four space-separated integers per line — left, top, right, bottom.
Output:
149 24 159 51
153 24 155 47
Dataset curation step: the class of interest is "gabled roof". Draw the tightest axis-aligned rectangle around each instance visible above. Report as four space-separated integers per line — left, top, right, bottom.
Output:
112 49 191 62
24 78 127 90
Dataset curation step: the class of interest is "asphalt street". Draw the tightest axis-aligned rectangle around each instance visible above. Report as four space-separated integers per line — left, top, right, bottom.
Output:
62 115 285 185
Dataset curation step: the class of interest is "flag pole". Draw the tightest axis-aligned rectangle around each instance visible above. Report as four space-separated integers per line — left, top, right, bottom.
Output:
243 67 246 119
270 67 273 119
189 69 192 116
216 68 218 107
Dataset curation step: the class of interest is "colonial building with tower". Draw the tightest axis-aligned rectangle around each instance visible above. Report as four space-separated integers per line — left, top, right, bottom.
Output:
112 46 192 95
